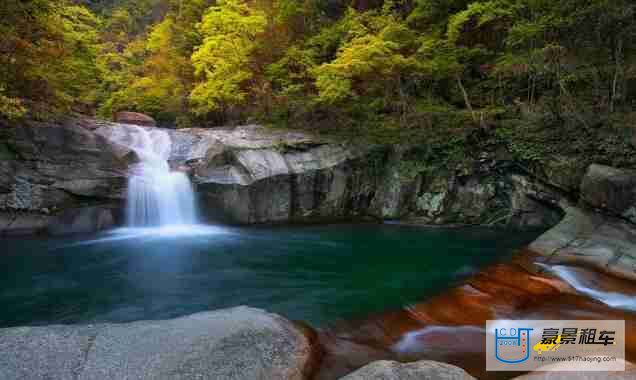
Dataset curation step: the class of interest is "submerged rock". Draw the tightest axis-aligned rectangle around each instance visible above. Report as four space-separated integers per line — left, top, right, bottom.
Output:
0 212 52 235
315 252 636 380
46 206 116 235
339 360 476 380
0 307 313 380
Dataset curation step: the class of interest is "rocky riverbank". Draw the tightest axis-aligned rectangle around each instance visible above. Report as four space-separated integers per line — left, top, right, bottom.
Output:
1 253 633 380
1 115 571 234
312 160 636 379
2 115 636 379
314 251 636 379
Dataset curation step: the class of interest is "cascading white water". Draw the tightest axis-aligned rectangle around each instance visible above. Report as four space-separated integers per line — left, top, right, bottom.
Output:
538 263 636 312
108 125 197 227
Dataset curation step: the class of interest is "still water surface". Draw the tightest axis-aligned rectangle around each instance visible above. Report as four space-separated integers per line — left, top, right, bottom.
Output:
0 224 541 327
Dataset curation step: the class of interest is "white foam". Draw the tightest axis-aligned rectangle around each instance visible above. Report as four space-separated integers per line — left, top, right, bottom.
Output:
65 225 230 247
107 125 198 227
393 325 484 354
539 263 636 312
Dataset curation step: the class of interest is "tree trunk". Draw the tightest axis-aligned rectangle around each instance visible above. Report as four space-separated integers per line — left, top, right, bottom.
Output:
610 37 623 114
456 75 477 124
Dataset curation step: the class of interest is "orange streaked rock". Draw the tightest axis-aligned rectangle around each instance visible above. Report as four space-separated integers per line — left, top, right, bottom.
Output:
315 256 636 380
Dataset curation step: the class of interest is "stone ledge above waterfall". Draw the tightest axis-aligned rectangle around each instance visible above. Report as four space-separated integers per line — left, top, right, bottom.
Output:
168 124 321 161
96 123 325 163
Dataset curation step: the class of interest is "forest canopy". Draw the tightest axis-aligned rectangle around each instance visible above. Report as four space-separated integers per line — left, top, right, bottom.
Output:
2 0 636 148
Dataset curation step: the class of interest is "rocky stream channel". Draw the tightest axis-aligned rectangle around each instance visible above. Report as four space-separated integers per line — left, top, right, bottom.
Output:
1 116 635 379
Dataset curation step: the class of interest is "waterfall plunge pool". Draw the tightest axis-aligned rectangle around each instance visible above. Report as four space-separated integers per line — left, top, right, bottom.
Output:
0 224 542 328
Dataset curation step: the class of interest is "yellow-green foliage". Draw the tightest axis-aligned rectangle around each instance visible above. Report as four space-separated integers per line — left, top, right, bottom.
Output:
190 0 266 114
312 9 419 104
2 0 636 151
0 87 26 120
1 0 101 114
447 1 511 43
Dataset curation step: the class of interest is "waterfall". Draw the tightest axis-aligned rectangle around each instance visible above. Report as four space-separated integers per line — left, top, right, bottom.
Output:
108 125 198 227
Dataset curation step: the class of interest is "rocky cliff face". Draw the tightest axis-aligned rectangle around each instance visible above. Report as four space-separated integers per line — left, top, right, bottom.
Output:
189 136 566 228
0 116 611 235
135 123 565 228
0 117 137 235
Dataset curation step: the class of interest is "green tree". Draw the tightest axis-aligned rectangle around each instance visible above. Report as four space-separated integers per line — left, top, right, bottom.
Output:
312 8 419 109
190 0 267 115
0 0 101 116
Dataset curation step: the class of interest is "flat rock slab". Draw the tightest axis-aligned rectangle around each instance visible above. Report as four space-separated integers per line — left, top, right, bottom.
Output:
339 360 476 380
529 206 636 281
0 307 312 380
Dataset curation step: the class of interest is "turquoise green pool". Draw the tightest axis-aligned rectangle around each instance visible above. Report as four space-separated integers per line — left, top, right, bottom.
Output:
0 224 541 327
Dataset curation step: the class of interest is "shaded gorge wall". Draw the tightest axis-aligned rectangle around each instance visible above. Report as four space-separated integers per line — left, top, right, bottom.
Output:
0 116 572 235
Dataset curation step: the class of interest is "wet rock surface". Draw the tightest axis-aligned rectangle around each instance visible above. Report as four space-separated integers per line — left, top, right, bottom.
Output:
5 116 636 238
46 206 117 235
314 252 636 380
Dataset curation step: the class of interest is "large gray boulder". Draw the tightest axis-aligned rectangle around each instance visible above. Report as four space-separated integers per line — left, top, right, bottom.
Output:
581 164 636 223
0 307 314 380
195 144 377 224
529 206 636 281
0 117 135 235
338 360 476 380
